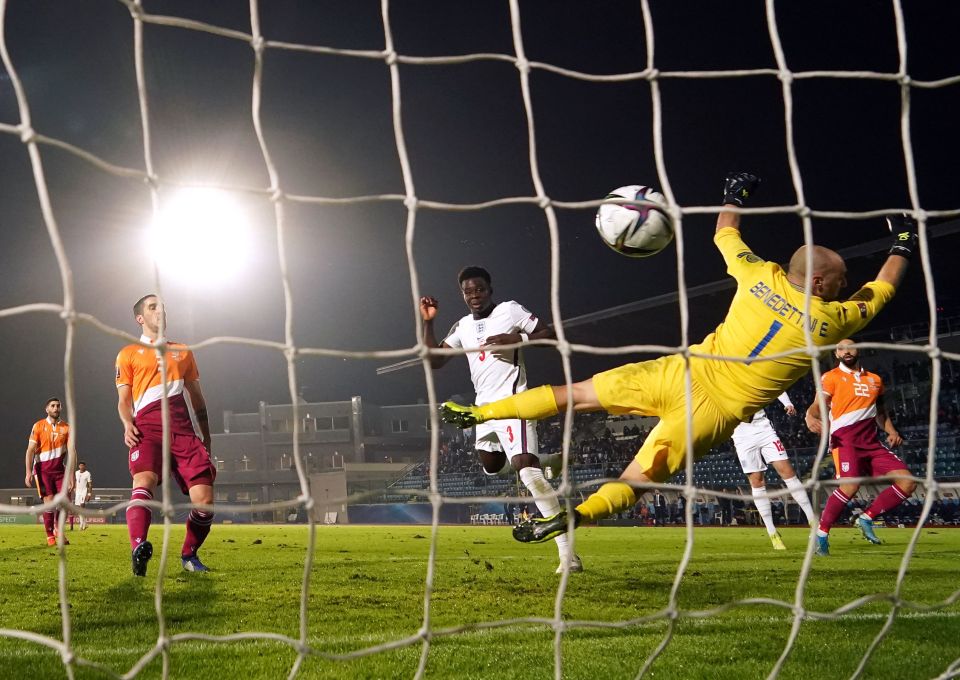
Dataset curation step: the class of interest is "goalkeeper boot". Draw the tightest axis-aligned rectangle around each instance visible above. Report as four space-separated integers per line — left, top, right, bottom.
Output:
856 515 882 544
132 540 153 577
815 534 830 557
769 531 787 551
182 554 210 572
439 402 484 428
513 509 580 544
555 554 583 574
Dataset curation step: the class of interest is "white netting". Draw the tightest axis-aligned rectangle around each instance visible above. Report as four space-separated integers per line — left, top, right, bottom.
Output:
0 0 958 678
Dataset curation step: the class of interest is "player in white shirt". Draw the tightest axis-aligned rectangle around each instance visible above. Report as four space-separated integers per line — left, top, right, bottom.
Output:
731 392 815 550
421 266 581 573
73 461 93 530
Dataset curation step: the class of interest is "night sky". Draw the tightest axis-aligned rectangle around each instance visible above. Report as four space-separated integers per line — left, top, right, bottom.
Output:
1 1 959 487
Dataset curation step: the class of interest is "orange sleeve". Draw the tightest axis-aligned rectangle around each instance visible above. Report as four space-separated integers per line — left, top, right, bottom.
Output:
820 370 836 396
183 350 199 382
29 421 41 443
116 348 133 387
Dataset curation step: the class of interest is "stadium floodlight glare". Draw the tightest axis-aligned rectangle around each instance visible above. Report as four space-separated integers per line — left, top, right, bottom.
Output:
147 187 252 287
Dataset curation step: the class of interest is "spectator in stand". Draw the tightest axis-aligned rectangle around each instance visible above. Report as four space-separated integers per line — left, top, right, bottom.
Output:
653 490 668 526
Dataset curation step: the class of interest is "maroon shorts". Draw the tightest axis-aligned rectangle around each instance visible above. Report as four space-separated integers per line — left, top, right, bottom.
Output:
36 469 65 497
832 443 908 479
129 431 216 495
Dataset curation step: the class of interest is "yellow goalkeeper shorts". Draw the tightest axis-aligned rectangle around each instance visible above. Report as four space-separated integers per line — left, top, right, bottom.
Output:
592 354 739 482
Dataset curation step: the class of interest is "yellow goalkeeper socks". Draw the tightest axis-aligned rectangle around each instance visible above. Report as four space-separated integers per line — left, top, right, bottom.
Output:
576 482 637 522
477 385 559 422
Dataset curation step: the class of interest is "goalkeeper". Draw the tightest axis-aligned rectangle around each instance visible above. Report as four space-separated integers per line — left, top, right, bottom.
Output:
440 172 918 543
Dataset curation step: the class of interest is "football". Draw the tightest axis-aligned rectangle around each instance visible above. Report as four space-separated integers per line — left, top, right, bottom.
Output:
594 185 674 257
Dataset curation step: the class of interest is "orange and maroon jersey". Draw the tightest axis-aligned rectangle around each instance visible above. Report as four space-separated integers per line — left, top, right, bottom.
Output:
821 363 884 447
116 336 201 434
29 418 69 474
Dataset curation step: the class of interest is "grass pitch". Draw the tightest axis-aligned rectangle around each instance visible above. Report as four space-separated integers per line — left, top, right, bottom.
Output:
0 523 957 679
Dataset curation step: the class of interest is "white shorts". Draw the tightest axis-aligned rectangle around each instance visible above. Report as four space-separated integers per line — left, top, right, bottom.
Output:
475 418 538 459
735 437 788 474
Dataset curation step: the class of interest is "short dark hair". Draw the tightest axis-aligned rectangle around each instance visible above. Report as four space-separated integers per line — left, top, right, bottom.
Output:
79 461 86 466
133 294 157 318
458 266 491 286
45 398 60 407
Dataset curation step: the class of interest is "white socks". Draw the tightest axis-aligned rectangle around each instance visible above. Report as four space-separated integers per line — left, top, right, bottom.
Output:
783 476 815 524
519 466 571 558
751 486 777 535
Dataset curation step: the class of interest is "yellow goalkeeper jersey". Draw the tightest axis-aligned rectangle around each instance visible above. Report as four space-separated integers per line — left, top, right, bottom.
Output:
689 227 894 421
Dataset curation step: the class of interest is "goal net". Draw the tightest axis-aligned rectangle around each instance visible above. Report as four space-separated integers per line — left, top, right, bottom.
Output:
0 0 958 678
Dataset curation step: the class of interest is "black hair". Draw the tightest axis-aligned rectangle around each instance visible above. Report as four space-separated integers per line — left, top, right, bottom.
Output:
45 397 61 407
457 266 491 286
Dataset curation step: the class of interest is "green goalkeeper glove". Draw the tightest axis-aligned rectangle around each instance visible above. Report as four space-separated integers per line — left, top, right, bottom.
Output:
886 213 919 259
723 172 761 206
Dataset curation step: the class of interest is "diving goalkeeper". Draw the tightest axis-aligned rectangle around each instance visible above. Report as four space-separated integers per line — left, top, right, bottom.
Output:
440 172 917 544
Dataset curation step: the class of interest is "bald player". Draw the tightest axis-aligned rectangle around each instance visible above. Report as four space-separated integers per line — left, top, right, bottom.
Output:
441 172 918 545
116 295 216 576
805 339 914 555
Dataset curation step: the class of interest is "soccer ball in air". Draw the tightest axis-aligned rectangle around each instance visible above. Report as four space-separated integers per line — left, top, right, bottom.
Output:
594 185 674 258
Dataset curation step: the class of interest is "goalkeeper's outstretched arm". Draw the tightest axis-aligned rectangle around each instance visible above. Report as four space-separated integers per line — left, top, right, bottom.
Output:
873 213 918 291
716 171 761 233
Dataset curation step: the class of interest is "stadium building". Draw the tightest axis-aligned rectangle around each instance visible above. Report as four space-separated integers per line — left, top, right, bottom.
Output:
210 398 462 522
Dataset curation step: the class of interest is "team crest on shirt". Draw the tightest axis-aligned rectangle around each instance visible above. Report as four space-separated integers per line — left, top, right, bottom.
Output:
857 302 868 319
476 321 485 335
131 450 140 462
841 462 849 472
170 350 181 360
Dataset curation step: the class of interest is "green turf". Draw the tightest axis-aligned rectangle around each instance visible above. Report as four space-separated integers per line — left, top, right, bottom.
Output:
0 523 957 679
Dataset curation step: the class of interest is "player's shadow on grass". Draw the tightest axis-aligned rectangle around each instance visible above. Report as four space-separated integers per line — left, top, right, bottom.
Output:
160 574 220 631
102 569 220 633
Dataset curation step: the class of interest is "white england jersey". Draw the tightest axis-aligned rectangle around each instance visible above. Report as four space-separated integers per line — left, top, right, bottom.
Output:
74 470 92 500
732 409 779 449
444 301 540 404
732 392 793 449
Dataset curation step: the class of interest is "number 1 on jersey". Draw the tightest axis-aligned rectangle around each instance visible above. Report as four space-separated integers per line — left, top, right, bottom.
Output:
747 320 783 362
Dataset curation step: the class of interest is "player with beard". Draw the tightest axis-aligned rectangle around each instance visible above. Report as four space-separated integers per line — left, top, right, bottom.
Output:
806 339 914 555
25 398 73 546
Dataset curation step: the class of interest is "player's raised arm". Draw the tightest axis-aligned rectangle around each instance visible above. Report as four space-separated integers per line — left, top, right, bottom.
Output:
873 213 918 292
420 295 453 369
777 391 797 417
716 171 761 234
117 384 141 449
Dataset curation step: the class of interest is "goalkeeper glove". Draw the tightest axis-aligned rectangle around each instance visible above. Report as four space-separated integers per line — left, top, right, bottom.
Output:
723 172 761 206
886 213 919 259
